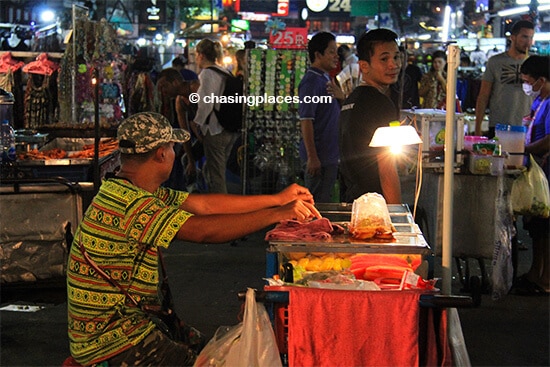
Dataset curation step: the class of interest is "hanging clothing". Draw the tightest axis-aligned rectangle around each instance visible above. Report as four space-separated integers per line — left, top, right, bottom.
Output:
24 74 53 128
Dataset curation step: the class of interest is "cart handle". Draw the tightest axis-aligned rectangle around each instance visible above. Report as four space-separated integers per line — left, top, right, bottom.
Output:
237 290 478 309
0 176 82 194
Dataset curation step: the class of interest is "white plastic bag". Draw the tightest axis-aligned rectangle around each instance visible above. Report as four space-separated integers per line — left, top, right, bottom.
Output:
225 288 282 367
194 288 282 367
511 155 550 218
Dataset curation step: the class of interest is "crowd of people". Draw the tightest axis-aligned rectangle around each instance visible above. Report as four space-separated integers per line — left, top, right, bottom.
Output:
66 20 549 366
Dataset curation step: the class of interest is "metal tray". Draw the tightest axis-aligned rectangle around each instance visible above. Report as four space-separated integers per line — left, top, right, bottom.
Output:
268 203 431 255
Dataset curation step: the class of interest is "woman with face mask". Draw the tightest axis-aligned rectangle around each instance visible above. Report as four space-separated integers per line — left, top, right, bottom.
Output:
514 55 550 295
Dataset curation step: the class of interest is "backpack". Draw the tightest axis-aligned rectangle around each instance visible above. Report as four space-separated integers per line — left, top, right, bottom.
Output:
207 66 244 132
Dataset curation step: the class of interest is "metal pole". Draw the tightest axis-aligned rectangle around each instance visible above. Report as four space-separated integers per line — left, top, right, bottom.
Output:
93 68 100 193
442 44 459 295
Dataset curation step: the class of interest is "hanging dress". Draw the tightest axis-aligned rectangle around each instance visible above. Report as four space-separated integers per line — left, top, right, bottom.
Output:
24 74 52 128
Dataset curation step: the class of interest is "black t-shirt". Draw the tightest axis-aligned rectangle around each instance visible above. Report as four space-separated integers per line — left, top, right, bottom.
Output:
338 85 399 202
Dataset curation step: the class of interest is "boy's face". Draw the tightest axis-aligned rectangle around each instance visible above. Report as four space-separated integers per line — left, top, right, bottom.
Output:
359 42 402 88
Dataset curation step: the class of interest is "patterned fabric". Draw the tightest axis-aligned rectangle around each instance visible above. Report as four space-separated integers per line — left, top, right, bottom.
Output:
66 178 192 365
117 112 190 154
419 70 446 109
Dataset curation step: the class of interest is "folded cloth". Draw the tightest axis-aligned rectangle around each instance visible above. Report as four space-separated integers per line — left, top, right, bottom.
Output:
265 218 336 242
287 288 433 367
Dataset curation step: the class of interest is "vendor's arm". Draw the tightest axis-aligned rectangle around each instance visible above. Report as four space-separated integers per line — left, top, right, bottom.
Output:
181 183 317 215
525 135 550 157
176 199 320 243
377 151 402 204
300 118 321 176
475 80 492 135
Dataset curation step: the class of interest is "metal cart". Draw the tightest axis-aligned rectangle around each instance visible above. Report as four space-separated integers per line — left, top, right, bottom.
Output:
0 178 93 284
417 172 516 291
266 203 434 280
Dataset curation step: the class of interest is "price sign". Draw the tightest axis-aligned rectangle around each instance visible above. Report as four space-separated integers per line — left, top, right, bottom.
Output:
269 27 308 49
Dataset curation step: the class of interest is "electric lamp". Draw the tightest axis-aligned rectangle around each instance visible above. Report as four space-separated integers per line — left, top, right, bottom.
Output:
369 121 422 154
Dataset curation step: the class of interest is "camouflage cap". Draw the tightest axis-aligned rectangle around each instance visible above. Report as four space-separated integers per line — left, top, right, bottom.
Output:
117 112 190 154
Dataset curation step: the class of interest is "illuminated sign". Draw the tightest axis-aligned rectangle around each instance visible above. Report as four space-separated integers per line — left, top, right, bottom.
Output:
307 0 351 15
231 19 250 31
274 0 289 16
139 0 166 23
269 27 308 49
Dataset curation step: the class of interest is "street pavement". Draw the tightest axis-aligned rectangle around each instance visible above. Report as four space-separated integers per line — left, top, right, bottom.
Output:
1 177 549 366
1 226 549 367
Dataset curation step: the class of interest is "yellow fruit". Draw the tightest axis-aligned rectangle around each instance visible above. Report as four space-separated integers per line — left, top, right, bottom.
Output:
332 258 343 271
320 256 335 271
306 257 322 271
298 257 310 268
341 258 352 269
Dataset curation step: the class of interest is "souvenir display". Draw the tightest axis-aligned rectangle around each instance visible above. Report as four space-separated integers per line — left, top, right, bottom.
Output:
243 48 308 194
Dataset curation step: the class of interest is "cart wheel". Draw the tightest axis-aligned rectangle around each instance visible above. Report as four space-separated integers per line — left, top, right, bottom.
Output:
469 276 482 307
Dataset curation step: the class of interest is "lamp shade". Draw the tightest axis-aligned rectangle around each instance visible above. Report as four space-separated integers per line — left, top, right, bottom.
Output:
369 125 422 147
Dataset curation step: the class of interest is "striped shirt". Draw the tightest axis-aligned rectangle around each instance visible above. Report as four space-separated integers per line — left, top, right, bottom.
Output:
66 177 192 365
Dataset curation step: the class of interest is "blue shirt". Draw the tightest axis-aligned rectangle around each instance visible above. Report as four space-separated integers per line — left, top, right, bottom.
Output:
298 67 340 165
180 68 198 81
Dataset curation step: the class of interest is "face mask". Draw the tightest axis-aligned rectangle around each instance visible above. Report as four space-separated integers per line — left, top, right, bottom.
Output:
523 80 541 98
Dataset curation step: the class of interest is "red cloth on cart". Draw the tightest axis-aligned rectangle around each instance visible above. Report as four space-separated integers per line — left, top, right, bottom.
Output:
287 287 451 367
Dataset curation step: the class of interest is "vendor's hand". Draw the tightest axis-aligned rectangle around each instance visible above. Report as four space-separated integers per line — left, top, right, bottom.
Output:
279 199 322 221
307 156 322 177
327 78 346 102
279 183 315 205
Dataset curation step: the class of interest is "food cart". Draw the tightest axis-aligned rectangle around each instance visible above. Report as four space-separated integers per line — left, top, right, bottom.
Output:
0 138 119 285
259 203 472 366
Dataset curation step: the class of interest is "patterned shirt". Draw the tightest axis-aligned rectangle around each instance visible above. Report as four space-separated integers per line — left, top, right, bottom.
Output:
66 177 192 365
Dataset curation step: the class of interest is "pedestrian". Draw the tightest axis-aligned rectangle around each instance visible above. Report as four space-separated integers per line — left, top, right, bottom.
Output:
66 112 320 367
191 38 239 193
298 31 344 203
234 49 246 80
474 20 535 137
392 46 423 110
172 55 198 81
515 55 550 295
155 68 195 190
419 50 447 109
338 28 403 204
337 44 359 70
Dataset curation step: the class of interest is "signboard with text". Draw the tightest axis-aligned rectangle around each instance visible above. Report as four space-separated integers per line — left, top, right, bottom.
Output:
139 0 166 24
269 27 308 49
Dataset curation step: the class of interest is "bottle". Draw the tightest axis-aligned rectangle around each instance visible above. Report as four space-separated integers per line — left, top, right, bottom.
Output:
1 120 16 162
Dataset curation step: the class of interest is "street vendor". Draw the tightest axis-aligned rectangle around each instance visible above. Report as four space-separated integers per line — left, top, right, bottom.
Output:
66 112 320 366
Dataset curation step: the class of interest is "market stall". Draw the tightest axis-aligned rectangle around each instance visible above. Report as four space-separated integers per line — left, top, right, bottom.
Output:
241 47 308 194
259 203 471 366
0 6 125 284
0 179 92 284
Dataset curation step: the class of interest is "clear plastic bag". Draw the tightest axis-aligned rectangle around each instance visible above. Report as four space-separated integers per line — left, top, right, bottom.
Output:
350 192 393 240
193 288 282 367
511 155 550 218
